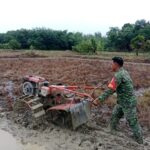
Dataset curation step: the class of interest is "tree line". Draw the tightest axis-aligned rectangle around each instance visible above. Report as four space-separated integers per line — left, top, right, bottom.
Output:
0 19 149 55
105 19 150 55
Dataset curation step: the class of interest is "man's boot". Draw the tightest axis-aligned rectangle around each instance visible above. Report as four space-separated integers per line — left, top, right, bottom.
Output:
134 136 143 144
107 123 118 135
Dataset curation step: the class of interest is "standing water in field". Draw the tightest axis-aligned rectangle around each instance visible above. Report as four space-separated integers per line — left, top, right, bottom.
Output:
5 81 16 101
0 129 46 150
0 129 21 150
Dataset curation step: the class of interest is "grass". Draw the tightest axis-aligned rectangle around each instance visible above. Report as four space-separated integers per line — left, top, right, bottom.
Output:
0 49 150 63
0 49 75 58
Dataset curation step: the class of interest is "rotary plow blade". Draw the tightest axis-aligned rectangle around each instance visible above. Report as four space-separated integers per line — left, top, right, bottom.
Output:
70 100 91 129
47 100 91 129
13 95 45 128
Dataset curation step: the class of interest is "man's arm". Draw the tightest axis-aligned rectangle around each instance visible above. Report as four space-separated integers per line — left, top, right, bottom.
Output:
99 76 120 102
99 88 115 102
93 73 122 105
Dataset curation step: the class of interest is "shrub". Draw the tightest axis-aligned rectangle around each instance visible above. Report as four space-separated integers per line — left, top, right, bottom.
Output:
73 39 97 54
9 39 21 50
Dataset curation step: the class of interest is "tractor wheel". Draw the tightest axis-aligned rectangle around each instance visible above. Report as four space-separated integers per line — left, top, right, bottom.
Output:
13 100 35 128
22 81 36 96
13 96 45 129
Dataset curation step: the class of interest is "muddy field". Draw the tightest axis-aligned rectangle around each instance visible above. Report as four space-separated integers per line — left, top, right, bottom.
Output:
0 57 150 150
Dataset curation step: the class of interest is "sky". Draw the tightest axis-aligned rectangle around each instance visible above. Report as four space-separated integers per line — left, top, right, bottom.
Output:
0 0 149 35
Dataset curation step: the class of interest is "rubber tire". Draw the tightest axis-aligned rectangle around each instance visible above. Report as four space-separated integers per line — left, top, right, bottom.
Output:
22 81 36 95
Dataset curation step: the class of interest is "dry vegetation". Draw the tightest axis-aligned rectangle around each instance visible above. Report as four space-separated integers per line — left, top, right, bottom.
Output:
0 50 150 63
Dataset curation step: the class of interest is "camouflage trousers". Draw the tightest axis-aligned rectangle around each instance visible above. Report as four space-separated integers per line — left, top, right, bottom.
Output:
110 104 143 144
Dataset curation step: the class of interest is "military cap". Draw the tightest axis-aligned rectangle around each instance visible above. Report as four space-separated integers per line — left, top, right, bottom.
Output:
112 56 124 66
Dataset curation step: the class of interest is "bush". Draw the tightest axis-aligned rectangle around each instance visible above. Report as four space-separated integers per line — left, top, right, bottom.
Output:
73 39 97 54
8 39 21 50
130 35 145 56
0 43 10 49
144 40 150 52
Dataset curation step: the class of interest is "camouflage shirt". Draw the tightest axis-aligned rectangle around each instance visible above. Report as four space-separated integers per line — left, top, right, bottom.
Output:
99 67 137 108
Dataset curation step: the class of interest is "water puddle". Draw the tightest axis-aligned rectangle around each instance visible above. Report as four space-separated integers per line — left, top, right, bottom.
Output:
23 143 46 150
0 129 46 150
0 129 22 150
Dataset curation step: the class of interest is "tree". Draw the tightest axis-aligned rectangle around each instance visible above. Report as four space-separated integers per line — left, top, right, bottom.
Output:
144 40 150 51
7 29 30 49
73 40 94 54
138 23 150 40
118 23 135 51
9 39 21 50
94 32 105 51
0 19 149 52
135 19 147 30
106 27 120 50
91 38 97 53
130 35 145 56
104 20 150 51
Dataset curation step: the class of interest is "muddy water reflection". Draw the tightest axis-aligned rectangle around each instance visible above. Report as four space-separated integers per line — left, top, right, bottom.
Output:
0 129 21 150
0 130 46 150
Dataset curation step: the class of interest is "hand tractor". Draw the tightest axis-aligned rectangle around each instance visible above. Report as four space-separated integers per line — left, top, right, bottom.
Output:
13 75 103 129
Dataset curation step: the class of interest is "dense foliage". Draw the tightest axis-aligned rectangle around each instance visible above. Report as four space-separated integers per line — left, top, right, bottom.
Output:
106 19 150 53
0 29 81 50
0 19 149 53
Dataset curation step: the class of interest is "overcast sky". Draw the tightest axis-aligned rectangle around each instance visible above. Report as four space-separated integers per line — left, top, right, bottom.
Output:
0 0 149 35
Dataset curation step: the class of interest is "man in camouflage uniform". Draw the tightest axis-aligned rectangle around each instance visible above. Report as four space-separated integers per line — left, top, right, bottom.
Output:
93 57 143 144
